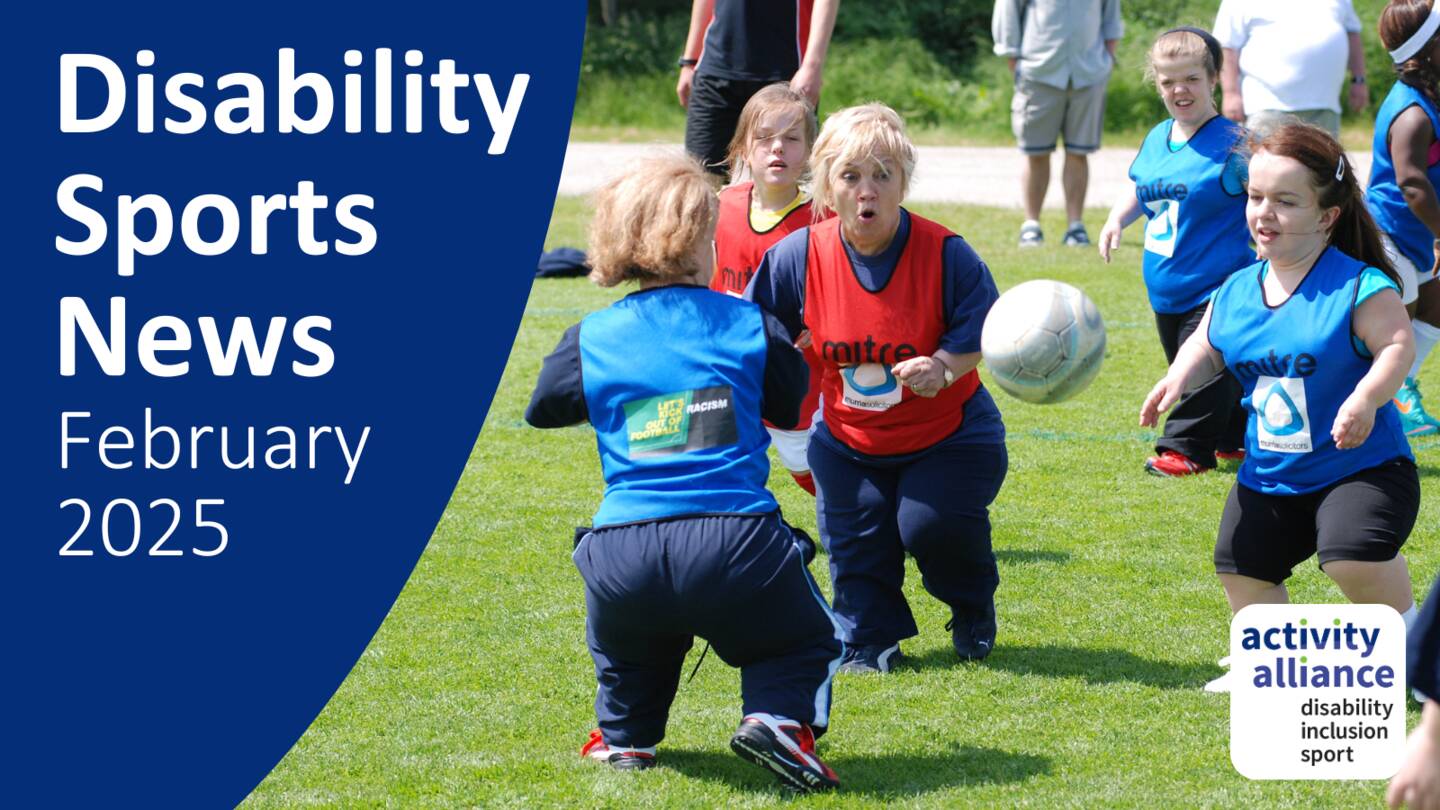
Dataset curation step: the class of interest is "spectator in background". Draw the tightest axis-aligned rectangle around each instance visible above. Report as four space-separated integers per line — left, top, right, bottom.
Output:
1214 0 1369 138
992 0 1124 249
676 0 840 178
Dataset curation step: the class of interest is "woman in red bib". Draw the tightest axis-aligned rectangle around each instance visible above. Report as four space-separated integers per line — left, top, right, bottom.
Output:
747 104 1008 672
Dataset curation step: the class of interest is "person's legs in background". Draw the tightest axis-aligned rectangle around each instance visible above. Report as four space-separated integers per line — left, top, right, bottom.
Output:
1058 79 1107 246
1012 76 1065 247
1149 303 1243 476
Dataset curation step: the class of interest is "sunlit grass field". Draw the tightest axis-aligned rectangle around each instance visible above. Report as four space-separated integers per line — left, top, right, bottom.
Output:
247 199 1440 807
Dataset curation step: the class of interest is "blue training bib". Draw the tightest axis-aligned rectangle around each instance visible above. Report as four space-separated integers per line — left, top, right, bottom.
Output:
1208 248 1411 495
1366 81 1440 274
1129 116 1252 314
579 286 777 526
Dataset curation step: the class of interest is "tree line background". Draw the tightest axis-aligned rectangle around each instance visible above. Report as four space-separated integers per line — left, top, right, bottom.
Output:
575 0 1395 146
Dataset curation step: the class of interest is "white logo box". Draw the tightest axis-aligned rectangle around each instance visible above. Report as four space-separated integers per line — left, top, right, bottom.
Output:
1230 603 1406 779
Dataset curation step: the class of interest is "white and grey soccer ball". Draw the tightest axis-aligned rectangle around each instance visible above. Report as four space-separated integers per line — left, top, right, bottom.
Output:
981 279 1106 404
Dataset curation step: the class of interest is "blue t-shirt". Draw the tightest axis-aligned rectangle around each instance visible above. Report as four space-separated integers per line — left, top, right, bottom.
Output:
745 209 1006 447
1129 115 1252 314
1208 248 1412 495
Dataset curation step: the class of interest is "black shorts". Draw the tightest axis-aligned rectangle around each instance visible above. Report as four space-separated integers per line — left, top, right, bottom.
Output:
1214 457 1419 584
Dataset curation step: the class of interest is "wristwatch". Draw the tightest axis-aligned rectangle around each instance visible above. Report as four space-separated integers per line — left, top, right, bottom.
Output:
942 366 956 388
678 57 698 68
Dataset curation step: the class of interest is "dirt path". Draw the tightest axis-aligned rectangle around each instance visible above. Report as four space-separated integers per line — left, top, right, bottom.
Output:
558 142 1374 209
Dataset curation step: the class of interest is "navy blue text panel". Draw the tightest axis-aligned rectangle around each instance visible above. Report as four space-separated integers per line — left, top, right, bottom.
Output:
2 2 584 805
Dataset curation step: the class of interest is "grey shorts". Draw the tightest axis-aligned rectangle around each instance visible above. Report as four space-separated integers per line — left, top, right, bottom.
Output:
1246 109 1341 139
1011 76 1107 155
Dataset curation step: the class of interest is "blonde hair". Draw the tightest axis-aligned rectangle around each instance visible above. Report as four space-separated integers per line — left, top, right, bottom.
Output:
809 103 917 216
587 154 718 287
1145 29 1218 83
724 83 819 182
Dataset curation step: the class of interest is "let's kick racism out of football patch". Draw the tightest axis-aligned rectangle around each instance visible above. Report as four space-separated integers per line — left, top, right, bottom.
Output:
1230 604 1406 779
624 386 738 457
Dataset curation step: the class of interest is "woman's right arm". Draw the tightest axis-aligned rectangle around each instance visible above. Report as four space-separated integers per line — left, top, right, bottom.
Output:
744 231 809 341
760 311 809 429
525 323 589 429
1220 47 1244 122
1392 106 1440 240
1140 302 1225 427
1099 181 1143 264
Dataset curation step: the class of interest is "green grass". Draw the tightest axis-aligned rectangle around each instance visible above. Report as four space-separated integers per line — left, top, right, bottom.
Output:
246 200 1440 807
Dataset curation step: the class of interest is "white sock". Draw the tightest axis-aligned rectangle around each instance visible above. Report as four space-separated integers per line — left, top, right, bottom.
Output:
1022 219 1040 230
1204 670 1232 693
1411 321 1440 378
1068 220 1085 231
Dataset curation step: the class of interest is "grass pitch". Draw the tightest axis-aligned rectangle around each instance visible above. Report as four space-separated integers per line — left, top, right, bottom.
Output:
247 199 1440 807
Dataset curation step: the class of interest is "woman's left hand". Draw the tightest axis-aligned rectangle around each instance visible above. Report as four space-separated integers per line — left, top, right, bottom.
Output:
893 356 948 398
1331 392 1377 449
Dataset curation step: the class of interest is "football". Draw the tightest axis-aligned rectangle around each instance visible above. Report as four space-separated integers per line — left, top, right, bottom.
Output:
981 279 1106 404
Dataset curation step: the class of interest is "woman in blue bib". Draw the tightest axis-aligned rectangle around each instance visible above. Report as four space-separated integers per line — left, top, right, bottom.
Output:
1141 124 1421 692
1367 0 1440 438
1098 28 1251 477
525 155 843 792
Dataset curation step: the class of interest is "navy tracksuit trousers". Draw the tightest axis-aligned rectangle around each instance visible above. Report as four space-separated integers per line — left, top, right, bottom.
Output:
809 425 1009 647
574 512 843 749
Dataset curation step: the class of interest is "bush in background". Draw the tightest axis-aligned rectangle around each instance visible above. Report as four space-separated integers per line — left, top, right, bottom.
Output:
575 0 1399 144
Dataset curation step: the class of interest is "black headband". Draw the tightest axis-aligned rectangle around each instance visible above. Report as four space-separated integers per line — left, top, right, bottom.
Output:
1164 26 1224 74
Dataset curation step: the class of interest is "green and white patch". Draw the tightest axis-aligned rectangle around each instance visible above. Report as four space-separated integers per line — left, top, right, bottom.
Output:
623 385 737 457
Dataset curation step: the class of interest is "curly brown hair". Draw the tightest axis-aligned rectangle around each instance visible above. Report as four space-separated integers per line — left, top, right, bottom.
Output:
586 154 719 287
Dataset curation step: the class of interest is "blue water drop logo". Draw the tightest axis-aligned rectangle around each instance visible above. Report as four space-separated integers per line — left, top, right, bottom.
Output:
1152 201 1175 241
842 364 898 396
1260 383 1304 435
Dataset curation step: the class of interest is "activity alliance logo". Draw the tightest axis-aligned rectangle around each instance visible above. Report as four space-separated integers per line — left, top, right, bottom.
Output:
1230 604 1405 779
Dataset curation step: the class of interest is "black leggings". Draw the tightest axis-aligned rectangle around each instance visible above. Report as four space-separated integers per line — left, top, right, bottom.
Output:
1155 303 1245 465
1214 457 1419 584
